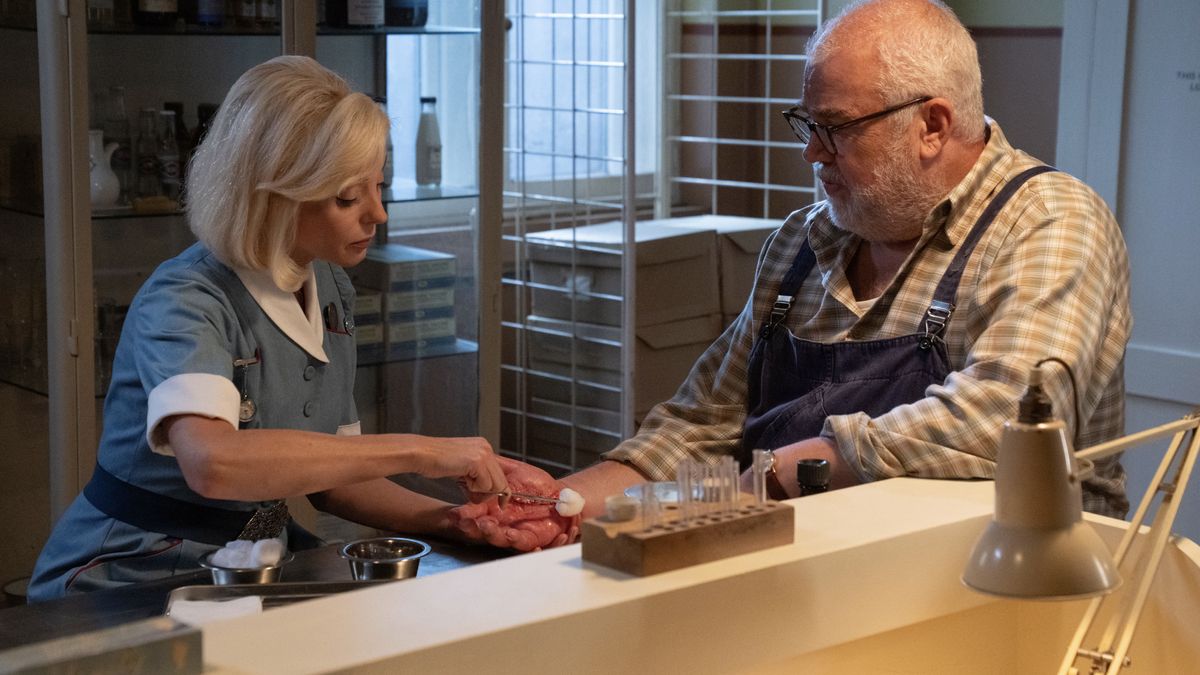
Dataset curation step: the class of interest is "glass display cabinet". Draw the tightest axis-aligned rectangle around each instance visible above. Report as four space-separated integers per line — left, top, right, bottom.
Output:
0 0 504 586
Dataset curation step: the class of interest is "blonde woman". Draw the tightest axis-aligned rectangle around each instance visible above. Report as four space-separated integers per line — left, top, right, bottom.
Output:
29 56 532 600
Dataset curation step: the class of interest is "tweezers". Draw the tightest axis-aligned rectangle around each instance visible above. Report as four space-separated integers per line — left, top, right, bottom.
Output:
490 490 562 507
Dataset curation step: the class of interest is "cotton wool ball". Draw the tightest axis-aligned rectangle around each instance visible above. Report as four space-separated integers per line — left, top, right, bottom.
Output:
555 487 585 517
250 538 285 567
211 540 254 568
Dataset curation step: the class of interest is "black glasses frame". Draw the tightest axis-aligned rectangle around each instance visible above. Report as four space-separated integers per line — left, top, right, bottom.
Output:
781 96 932 155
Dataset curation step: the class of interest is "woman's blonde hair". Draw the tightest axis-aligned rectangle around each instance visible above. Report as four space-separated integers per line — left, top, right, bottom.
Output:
186 55 388 290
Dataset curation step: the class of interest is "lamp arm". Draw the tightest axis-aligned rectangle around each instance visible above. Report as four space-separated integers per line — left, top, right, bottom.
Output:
1058 412 1200 675
1075 410 1200 462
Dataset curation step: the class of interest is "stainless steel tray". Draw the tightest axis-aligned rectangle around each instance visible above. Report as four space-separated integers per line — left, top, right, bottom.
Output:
165 580 393 615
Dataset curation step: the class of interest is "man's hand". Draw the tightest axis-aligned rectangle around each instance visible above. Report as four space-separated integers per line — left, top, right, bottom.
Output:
450 456 580 551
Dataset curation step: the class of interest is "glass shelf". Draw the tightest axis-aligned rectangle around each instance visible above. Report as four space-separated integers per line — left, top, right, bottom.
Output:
0 19 478 37
2 185 479 221
359 338 478 367
318 25 478 36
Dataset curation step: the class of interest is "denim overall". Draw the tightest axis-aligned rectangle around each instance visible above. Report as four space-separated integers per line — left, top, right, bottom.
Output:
742 166 1054 462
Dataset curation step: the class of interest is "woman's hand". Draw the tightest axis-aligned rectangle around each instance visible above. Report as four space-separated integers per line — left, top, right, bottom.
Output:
416 437 507 495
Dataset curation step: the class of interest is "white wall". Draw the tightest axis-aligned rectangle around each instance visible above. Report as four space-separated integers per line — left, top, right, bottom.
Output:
1059 0 1200 543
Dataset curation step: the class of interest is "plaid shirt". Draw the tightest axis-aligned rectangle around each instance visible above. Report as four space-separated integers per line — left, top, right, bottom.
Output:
606 120 1131 517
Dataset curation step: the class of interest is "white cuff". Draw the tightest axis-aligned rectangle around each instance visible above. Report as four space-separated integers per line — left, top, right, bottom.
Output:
147 373 240 456
336 421 362 436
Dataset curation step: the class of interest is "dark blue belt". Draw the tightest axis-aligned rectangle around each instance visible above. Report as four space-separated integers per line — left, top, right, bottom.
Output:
83 463 263 546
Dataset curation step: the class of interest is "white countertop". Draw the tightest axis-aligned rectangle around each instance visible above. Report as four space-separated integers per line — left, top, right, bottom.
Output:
202 478 1011 673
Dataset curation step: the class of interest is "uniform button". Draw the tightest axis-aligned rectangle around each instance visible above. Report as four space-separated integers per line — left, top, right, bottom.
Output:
303 401 314 417
303 365 315 381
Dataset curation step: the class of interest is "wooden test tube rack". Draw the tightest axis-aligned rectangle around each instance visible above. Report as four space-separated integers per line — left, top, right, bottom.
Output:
580 495 795 577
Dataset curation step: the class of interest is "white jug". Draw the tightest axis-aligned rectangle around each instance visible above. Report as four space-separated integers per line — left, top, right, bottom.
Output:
89 128 120 208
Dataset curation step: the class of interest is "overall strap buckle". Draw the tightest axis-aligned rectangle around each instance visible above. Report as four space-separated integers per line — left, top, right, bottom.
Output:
761 294 794 339
920 300 954 350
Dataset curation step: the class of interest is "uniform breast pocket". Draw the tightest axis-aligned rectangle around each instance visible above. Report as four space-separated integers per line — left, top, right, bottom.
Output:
323 302 355 336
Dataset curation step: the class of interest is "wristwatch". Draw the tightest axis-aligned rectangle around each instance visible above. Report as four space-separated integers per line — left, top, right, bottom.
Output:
764 449 790 500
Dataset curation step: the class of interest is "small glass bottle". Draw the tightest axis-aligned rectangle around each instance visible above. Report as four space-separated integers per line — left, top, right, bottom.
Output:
191 0 225 27
156 110 182 201
256 0 279 29
415 96 441 187
328 0 384 28
87 0 116 29
796 458 831 496
384 0 427 27
164 102 192 194
131 0 179 27
103 86 133 204
234 0 258 28
134 108 162 198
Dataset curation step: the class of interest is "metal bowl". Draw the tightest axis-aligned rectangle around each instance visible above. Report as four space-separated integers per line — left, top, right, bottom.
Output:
198 551 294 585
339 537 431 581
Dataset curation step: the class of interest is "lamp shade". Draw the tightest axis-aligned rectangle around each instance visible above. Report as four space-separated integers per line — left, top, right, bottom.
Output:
962 418 1121 599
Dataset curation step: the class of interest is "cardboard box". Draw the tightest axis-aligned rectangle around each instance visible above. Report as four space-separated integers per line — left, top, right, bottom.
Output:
385 287 455 319
525 222 719 327
352 289 384 364
353 289 383 325
386 317 457 361
657 215 779 316
523 313 722 416
350 243 456 293
355 322 385 365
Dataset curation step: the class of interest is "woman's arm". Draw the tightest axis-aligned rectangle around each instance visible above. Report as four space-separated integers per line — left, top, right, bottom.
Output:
165 415 506 502
309 478 461 538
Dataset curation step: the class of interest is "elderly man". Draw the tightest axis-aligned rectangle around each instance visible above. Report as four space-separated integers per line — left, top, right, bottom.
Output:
490 0 1131 549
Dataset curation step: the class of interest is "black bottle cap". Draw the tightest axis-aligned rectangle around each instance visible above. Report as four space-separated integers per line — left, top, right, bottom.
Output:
796 458 831 489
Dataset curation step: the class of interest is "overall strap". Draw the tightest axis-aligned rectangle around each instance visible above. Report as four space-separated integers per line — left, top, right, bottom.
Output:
921 165 1057 348
760 241 817 339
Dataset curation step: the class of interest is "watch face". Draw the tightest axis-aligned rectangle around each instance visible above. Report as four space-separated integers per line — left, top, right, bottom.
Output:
239 398 257 422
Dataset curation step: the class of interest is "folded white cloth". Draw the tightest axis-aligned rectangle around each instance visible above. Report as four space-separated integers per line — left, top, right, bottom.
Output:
169 595 263 626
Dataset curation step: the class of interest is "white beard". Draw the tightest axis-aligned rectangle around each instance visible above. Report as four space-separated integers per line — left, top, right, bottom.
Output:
820 135 942 243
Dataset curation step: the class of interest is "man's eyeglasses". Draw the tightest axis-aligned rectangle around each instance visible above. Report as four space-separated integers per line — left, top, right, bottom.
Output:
781 96 931 155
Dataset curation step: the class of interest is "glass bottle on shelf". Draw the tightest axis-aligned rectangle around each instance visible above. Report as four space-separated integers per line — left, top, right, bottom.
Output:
87 0 116 29
190 0 225 27
257 0 279 29
384 0 428 28
327 0 385 29
135 108 162 198
234 0 258 28
163 101 191 188
415 96 441 187
157 109 182 201
102 87 133 205
131 0 179 27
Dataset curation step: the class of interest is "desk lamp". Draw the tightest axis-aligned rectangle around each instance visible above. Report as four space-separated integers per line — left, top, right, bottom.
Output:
962 359 1200 674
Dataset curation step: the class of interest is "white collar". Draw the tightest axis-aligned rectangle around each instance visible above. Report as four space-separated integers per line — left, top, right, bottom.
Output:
233 266 330 363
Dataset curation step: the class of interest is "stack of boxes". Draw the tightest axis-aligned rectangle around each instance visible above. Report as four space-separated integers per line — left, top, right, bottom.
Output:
349 243 459 365
511 215 778 471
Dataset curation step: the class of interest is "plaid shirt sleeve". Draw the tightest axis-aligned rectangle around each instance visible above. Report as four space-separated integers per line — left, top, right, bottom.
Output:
605 121 1132 516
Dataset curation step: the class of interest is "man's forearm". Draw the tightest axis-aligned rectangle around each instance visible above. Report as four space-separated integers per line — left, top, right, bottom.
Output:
562 460 648 518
